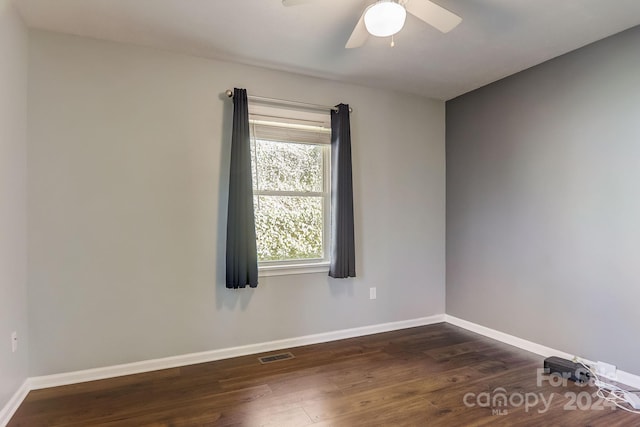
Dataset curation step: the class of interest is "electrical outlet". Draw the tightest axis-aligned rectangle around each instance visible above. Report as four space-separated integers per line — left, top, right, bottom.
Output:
11 331 17 353
369 287 376 300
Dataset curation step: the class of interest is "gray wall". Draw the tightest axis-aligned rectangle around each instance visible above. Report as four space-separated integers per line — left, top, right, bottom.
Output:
0 0 29 410
447 26 640 374
27 31 446 376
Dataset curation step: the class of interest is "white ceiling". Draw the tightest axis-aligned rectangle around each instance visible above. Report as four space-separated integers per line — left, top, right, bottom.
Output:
14 0 640 100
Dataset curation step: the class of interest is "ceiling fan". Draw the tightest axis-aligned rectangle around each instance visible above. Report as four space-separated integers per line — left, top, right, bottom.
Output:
282 0 462 48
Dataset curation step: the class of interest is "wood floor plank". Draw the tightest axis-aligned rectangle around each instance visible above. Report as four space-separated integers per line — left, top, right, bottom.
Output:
9 323 639 426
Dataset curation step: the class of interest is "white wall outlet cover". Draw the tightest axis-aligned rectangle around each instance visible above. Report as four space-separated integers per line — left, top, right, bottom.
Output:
369 287 376 299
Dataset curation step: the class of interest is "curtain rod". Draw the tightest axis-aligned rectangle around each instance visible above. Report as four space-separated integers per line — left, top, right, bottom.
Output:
225 90 352 113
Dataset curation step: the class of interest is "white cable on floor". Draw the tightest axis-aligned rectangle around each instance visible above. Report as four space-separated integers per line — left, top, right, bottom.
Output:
576 360 640 414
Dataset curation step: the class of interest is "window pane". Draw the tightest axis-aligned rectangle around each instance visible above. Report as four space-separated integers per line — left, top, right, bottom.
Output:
252 139 323 192
254 195 324 261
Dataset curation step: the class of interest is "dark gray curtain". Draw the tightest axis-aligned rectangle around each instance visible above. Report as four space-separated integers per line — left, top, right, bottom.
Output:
226 88 258 288
329 104 356 278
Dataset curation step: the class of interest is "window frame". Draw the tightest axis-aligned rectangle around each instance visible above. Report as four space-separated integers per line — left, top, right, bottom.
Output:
248 104 331 277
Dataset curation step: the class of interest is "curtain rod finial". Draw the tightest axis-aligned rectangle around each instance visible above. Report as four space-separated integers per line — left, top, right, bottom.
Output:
225 89 233 98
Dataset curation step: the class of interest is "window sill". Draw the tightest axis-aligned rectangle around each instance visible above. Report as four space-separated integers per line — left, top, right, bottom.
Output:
259 262 330 277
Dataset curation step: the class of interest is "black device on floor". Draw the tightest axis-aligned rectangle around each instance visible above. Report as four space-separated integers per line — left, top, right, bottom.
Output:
543 356 591 384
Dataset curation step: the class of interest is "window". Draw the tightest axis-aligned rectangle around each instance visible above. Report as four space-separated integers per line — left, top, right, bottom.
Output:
249 104 331 276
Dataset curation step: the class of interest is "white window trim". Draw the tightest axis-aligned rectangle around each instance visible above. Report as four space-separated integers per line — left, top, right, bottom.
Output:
259 261 330 277
250 103 332 274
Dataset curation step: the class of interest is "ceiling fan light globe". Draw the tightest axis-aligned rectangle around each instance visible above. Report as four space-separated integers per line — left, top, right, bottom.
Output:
364 1 407 38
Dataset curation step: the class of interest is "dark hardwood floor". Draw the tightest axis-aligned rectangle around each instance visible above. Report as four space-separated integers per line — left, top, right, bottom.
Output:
9 323 639 426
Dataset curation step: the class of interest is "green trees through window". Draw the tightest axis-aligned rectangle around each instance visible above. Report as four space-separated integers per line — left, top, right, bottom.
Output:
250 138 329 262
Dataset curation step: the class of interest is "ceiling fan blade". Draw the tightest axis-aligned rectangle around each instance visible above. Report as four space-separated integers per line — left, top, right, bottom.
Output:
345 10 368 48
282 0 313 6
405 0 462 33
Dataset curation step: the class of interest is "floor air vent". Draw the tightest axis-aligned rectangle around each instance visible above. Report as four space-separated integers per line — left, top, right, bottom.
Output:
258 352 295 364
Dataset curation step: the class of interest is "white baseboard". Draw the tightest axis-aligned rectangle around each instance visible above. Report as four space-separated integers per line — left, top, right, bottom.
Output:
29 314 446 390
444 314 575 360
0 380 29 427
616 370 640 390
445 314 640 390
